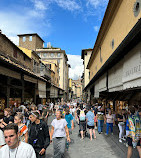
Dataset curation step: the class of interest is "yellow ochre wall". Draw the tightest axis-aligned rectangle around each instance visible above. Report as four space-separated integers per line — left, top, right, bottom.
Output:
89 0 141 80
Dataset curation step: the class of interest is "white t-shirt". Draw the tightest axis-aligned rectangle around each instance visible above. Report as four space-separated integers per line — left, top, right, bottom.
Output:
0 142 36 158
0 130 5 146
51 119 67 138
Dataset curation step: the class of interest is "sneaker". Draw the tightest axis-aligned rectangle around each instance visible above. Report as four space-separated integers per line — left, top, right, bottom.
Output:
122 137 126 141
119 139 122 143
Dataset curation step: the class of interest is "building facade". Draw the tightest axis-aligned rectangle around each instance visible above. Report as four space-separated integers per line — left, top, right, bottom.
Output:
84 0 141 110
0 32 47 118
71 79 83 99
36 48 70 100
81 49 92 102
18 33 70 101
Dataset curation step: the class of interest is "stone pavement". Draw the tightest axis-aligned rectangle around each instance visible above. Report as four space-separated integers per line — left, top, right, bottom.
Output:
45 116 139 158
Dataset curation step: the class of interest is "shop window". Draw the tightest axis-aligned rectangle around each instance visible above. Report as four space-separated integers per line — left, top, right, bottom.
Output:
134 1 141 17
13 48 17 58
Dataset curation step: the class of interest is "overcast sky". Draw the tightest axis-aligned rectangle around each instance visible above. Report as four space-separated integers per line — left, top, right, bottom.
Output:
0 0 108 79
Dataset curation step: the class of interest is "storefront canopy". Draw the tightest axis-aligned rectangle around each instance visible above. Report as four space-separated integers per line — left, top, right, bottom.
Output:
38 80 46 98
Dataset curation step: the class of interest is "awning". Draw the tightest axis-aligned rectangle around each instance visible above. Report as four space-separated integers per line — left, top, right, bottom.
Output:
24 75 37 83
38 80 46 98
0 66 21 79
84 18 141 91
123 42 141 89
108 60 123 92
50 86 58 98
94 80 99 98
98 73 107 92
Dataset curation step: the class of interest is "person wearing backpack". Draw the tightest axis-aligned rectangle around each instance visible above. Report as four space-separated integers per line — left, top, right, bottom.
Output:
79 107 87 140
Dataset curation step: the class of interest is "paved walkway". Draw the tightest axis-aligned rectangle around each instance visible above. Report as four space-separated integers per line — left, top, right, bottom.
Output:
45 116 139 158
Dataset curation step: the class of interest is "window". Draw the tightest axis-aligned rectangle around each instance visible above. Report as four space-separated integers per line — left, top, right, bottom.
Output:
58 53 61 57
89 71 90 79
24 55 26 61
111 39 114 49
29 36 32 41
37 53 40 57
43 53 47 57
50 53 54 57
134 1 140 17
58 59 60 64
13 48 17 58
100 47 103 63
23 36 26 42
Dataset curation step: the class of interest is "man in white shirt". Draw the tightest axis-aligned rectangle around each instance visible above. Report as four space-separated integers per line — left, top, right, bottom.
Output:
0 129 5 148
0 123 36 158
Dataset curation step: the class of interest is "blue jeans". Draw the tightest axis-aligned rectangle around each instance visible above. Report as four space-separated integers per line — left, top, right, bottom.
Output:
98 120 104 133
106 123 113 134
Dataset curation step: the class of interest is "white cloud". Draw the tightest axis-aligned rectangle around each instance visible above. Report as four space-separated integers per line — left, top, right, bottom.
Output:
30 0 81 12
85 0 108 20
34 0 47 10
94 26 99 32
86 0 108 8
0 6 51 45
54 0 81 11
67 54 83 80
8 36 19 45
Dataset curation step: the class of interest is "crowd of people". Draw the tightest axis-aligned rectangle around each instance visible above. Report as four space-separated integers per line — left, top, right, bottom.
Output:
0 100 140 158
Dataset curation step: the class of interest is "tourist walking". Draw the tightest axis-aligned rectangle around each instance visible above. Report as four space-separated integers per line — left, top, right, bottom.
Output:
105 109 115 135
79 106 87 140
118 109 125 143
86 107 96 140
127 107 141 158
65 108 74 133
0 123 36 158
50 110 70 158
14 113 28 143
97 107 105 134
29 111 50 158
